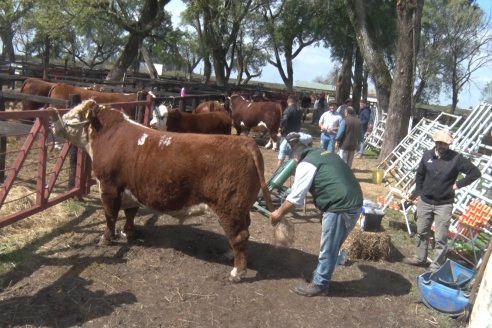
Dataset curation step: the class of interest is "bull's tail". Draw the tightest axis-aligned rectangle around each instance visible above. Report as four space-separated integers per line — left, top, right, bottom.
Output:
245 141 274 212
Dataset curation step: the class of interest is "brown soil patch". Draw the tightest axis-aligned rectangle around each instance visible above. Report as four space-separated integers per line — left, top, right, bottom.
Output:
0 121 463 327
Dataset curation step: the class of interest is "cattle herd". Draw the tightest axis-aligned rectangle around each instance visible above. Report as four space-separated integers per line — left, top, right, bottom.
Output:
12 77 297 281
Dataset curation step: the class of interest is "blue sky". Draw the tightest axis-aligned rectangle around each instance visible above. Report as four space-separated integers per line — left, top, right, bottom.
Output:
168 0 492 109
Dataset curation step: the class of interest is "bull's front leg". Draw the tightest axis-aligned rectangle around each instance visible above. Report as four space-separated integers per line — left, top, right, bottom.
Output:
98 184 122 245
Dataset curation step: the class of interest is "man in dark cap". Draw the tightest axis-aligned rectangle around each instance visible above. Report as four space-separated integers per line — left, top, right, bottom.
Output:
337 98 352 118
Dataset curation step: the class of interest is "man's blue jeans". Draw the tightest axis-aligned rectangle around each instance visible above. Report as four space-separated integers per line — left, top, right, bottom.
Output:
312 208 361 287
320 132 336 152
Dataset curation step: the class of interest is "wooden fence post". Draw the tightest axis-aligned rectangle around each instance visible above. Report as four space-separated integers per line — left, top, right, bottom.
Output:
68 94 81 188
0 93 5 183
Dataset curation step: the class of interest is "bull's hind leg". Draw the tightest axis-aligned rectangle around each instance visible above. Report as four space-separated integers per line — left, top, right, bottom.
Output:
218 213 251 282
122 207 139 241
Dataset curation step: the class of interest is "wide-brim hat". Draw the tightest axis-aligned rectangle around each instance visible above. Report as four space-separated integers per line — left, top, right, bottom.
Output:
432 130 454 144
344 98 353 103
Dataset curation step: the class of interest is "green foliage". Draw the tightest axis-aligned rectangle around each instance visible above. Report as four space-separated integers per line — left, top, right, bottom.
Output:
480 81 492 103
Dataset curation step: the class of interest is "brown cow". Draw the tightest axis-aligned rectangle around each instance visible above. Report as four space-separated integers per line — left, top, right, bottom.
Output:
193 100 227 114
19 78 56 110
150 104 232 135
229 94 282 150
48 83 141 107
52 100 272 282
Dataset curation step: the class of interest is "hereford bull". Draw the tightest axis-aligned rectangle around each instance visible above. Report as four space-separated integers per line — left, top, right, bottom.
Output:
193 100 227 113
19 78 56 110
51 100 272 282
229 94 282 150
48 83 142 107
150 104 232 135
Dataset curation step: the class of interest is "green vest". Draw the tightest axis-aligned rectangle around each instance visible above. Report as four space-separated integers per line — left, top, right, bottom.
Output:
301 148 363 212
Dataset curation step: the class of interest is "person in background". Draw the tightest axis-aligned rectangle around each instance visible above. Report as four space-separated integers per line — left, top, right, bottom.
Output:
300 94 312 123
318 100 341 152
335 106 362 168
270 146 363 297
337 98 352 118
357 100 371 158
403 130 481 271
279 95 302 140
312 93 326 125
276 131 313 170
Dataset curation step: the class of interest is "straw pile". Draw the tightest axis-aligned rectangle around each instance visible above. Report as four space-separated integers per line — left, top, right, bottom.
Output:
344 226 391 261
273 218 295 247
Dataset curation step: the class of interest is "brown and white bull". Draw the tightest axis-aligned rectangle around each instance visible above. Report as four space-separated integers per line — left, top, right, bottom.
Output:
48 83 142 107
229 94 282 150
193 100 227 114
19 78 56 110
150 104 232 135
52 100 272 282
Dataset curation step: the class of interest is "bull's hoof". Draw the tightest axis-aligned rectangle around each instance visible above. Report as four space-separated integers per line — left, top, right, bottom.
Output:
98 235 113 246
229 267 246 283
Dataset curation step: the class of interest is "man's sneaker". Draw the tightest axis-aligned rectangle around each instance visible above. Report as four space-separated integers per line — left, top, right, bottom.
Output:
292 282 329 297
402 256 427 267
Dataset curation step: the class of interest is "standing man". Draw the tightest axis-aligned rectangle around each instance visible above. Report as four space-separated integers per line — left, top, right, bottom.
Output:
276 132 313 170
279 95 302 140
403 130 481 271
337 98 352 118
358 99 371 158
335 106 362 168
319 100 341 152
270 147 363 297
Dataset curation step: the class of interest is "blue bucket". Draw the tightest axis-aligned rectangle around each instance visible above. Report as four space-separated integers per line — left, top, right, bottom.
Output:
428 259 476 289
417 271 473 317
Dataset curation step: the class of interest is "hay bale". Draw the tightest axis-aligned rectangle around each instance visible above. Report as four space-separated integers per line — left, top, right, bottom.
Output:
344 226 391 261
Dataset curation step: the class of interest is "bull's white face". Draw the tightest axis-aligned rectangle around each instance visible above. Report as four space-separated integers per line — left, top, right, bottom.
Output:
51 101 94 157
150 104 168 130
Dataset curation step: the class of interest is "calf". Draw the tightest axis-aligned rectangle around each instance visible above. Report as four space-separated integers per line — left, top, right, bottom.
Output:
52 100 272 282
229 94 283 150
150 104 232 135
193 100 227 113
19 78 56 110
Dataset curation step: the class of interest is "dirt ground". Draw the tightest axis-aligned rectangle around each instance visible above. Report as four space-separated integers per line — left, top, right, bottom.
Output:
0 119 464 328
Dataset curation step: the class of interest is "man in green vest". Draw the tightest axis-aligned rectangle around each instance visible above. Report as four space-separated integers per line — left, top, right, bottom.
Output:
270 147 363 297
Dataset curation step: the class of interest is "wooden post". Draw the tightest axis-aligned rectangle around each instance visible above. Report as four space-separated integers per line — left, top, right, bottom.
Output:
0 93 6 183
135 91 145 123
68 94 81 188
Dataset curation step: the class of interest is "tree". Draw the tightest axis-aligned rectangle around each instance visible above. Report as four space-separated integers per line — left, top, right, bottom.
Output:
182 0 254 86
481 81 492 103
97 0 171 81
258 0 325 91
0 0 34 61
439 0 492 113
345 0 424 160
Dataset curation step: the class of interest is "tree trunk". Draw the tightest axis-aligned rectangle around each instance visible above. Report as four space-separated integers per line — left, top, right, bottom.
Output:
106 34 141 81
380 0 424 160
0 27 15 62
352 46 364 113
336 33 353 104
213 51 227 86
42 35 50 80
140 46 158 79
203 56 212 85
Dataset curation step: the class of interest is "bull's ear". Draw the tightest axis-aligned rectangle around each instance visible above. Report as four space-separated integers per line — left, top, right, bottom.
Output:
85 101 101 121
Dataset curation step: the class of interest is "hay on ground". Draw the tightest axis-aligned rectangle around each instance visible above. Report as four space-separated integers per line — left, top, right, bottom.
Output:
344 226 391 261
